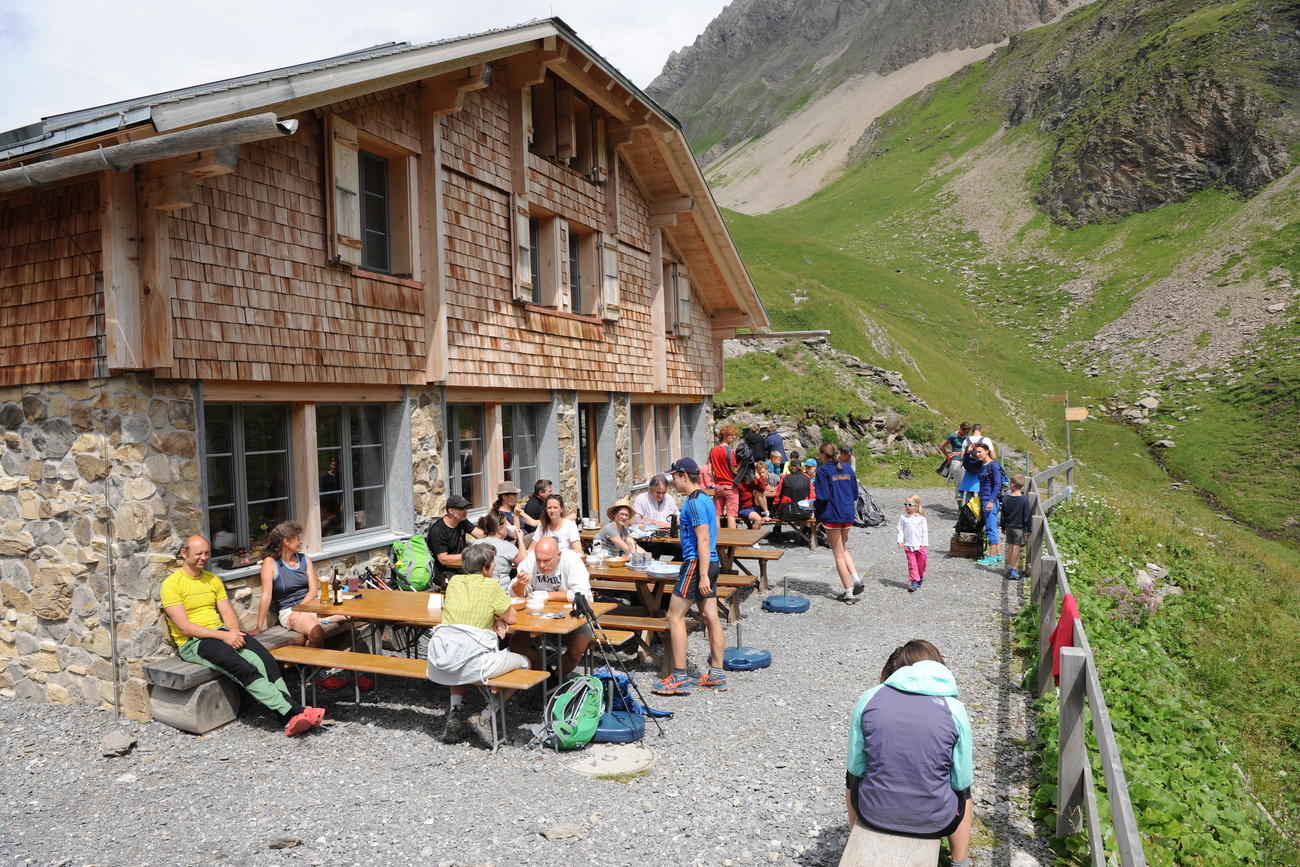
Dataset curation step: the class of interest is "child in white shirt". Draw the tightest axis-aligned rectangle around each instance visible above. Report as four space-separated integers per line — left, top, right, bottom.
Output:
897 494 929 593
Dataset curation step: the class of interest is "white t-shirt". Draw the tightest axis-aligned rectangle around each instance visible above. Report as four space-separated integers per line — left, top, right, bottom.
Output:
516 549 592 599
532 519 581 550
966 434 993 454
632 490 679 523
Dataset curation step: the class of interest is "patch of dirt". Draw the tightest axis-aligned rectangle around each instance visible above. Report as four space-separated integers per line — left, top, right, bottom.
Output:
941 130 1049 259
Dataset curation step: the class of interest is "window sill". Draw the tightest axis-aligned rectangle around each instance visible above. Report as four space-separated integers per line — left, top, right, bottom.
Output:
520 302 603 325
354 269 423 290
212 529 401 584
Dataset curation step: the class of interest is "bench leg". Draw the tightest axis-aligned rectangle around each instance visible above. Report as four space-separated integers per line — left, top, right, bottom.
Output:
473 684 505 752
759 561 769 592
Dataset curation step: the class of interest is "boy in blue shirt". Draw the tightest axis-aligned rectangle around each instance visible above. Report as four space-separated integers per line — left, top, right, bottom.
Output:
654 457 728 695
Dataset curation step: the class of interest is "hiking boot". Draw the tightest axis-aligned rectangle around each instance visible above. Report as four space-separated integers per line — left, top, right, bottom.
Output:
696 671 729 691
652 673 694 696
466 711 496 747
441 707 467 743
852 580 865 596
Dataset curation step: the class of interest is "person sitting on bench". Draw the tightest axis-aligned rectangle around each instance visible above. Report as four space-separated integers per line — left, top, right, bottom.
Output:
427 543 530 745
845 639 973 866
508 536 592 677
161 535 324 737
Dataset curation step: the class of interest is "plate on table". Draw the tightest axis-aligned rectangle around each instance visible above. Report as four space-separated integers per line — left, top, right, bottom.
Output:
647 562 679 577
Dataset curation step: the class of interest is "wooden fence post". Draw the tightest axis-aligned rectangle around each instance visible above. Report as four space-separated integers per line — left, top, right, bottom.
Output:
1057 645 1087 837
1036 557 1060 696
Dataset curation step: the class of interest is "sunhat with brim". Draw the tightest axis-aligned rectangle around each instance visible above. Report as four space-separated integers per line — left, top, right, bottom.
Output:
606 497 635 520
495 481 520 495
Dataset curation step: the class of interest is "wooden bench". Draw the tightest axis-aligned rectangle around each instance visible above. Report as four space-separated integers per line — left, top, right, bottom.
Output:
838 821 940 866
589 579 742 619
143 622 363 734
729 547 785 592
270 645 549 750
772 518 819 549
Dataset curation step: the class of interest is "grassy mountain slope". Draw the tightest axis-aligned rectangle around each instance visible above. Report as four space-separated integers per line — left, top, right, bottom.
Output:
715 0 1300 855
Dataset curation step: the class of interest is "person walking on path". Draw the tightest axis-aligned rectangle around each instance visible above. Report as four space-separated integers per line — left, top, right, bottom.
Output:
814 442 864 603
942 422 971 505
844 640 974 867
654 457 728 696
971 442 1007 567
161 535 324 737
1000 474 1032 580
897 495 930 593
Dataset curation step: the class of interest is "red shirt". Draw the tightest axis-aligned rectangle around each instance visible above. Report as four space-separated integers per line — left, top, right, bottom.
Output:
708 444 736 486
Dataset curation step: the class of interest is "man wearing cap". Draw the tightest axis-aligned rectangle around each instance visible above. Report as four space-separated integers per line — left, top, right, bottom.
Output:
654 457 728 696
426 495 477 590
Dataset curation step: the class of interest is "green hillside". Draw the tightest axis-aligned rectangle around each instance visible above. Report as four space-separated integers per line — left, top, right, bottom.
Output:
719 0 1300 858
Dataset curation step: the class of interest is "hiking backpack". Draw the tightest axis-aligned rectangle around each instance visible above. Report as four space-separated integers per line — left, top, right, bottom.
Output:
733 441 757 486
540 675 604 750
390 535 435 592
853 485 886 528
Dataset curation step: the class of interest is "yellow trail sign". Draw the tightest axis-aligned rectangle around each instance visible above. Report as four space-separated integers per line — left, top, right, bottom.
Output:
1065 407 1089 421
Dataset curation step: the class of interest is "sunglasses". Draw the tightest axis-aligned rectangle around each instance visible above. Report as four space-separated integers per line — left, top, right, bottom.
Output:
904 503 919 508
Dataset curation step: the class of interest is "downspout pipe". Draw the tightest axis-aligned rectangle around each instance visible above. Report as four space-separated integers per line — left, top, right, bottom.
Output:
0 112 298 193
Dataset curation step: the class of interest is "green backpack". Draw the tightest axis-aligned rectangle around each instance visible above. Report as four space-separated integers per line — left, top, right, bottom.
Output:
391 535 434 592
542 675 604 750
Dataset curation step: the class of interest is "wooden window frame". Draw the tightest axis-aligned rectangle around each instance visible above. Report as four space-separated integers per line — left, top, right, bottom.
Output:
567 221 600 316
316 403 390 543
325 115 418 277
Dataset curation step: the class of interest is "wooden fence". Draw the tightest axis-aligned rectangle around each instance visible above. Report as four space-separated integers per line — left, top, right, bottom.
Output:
1023 459 1147 866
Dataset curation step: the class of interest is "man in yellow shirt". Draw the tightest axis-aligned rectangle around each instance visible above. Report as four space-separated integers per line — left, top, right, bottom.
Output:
161 535 323 737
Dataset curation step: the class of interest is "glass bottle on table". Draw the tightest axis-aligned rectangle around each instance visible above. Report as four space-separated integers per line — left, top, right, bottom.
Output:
331 566 341 606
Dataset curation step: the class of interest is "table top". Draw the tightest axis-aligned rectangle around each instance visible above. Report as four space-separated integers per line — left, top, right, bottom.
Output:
579 527 768 547
588 563 754 587
294 591 614 635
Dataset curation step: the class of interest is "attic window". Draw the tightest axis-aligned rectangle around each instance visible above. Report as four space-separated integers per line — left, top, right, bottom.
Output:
528 74 608 181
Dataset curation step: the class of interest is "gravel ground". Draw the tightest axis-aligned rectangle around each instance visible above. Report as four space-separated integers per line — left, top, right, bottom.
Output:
0 487 1048 867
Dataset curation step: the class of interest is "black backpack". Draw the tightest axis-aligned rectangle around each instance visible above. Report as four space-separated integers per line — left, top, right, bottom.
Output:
733 441 757 486
853 485 886 528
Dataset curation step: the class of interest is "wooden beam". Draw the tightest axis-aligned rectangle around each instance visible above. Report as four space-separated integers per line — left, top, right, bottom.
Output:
145 146 239 179
203 382 403 402
136 205 174 371
418 87 449 383
709 309 751 329
651 196 694 216
550 56 633 122
499 44 568 89
648 213 676 228
649 229 667 393
99 169 142 372
291 403 322 554
426 63 493 116
138 170 196 211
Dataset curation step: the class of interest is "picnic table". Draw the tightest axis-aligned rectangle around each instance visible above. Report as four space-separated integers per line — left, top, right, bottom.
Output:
587 562 754 616
580 526 769 574
293 591 614 701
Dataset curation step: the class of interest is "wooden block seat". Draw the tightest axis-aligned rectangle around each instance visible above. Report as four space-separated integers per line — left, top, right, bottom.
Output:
838 821 940 866
144 621 364 734
269 645 550 750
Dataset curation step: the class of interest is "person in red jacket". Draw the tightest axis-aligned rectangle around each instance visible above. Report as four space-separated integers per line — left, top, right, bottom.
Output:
708 424 741 529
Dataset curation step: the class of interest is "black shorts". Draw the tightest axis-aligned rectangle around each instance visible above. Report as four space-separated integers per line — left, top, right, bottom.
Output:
848 777 970 839
1004 527 1027 546
673 558 720 601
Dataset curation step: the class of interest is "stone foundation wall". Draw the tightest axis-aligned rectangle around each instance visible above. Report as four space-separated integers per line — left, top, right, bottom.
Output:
612 394 631 492
554 391 579 509
410 387 447 527
0 374 201 719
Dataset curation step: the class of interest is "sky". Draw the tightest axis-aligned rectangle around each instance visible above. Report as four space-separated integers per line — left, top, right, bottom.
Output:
0 0 730 133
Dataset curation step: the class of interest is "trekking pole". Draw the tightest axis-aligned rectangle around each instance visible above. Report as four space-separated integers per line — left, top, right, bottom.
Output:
574 595 666 736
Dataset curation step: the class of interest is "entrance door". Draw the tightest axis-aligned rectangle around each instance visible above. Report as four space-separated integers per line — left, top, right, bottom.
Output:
578 404 599 520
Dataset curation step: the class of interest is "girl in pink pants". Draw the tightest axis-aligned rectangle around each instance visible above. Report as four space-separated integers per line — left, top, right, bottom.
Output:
897 495 930 592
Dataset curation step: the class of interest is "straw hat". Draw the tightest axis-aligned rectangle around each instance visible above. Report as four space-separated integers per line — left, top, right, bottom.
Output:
606 497 635 520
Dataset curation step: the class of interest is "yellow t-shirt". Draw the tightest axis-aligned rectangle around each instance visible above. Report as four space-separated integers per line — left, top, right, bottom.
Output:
160 568 228 647
441 571 511 630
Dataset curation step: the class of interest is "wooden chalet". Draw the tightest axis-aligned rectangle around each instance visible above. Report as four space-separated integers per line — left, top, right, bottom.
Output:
0 19 766 717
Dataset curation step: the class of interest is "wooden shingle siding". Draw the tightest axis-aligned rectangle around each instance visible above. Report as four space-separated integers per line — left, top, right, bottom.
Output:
617 162 651 252
167 119 425 385
526 153 604 229
337 85 422 154
0 180 103 385
441 87 512 192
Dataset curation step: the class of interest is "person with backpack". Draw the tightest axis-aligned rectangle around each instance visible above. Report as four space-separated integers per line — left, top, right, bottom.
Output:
427 543 530 745
653 457 728 696
971 442 1007 568
844 640 973 866
708 424 741 529
815 443 864 603
743 423 767 465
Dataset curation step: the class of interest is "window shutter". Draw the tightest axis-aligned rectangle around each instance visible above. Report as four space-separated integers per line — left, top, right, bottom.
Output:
513 195 532 303
598 232 620 321
522 86 534 147
591 117 608 183
675 264 692 338
327 115 362 268
556 89 575 163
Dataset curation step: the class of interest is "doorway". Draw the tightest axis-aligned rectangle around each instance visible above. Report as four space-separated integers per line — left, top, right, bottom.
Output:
577 404 600 520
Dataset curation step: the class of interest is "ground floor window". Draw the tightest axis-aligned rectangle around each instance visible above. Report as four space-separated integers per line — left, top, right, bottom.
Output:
447 404 486 507
654 405 675 474
503 404 542 494
204 403 291 569
317 404 387 539
630 404 647 485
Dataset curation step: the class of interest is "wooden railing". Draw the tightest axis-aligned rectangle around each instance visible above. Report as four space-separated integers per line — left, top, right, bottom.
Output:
1023 459 1147 866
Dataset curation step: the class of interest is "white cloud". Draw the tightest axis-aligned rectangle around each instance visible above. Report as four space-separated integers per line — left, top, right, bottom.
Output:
0 0 727 133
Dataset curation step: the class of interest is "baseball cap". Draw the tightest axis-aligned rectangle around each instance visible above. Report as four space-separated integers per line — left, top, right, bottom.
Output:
445 494 471 510
667 457 700 475
803 458 817 467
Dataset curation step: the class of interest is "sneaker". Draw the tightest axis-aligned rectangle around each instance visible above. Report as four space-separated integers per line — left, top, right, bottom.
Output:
852 580 865 596
466 711 496 746
1007 568 1021 580
283 710 316 737
652 673 695 696
696 671 729 691
441 707 467 743
908 580 918 593
975 556 999 566
835 589 859 604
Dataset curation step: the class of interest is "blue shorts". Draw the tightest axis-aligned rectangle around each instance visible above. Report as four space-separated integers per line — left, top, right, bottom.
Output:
738 507 758 521
983 500 1001 545
674 558 720 601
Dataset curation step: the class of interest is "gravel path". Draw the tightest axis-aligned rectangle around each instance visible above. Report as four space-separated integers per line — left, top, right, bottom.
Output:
0 487 1048 866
